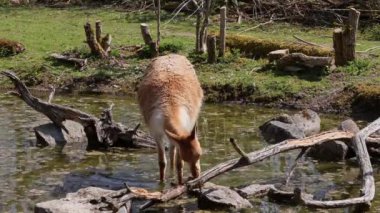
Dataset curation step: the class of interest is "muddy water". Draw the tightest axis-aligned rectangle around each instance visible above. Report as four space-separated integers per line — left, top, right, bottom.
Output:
0 94 378 212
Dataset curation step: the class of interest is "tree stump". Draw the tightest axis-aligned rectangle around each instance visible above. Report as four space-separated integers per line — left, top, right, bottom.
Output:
84 21 111 58
333 28 344 66
140 23 158 57
207 35 217 63
333 8 360 66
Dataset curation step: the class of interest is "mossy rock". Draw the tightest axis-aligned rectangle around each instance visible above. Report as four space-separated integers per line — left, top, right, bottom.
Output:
0 38 25 57
353 84 380 115
217 34 332 58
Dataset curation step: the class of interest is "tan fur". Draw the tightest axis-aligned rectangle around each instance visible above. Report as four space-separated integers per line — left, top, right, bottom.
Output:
137 54 203 184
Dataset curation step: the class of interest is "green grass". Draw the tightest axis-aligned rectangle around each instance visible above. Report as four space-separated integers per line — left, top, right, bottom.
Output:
0 6 379 104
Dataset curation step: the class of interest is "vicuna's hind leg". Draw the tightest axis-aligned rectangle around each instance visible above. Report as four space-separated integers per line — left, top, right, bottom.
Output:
156 140 167 182
169 143 176 172
176 148 184 184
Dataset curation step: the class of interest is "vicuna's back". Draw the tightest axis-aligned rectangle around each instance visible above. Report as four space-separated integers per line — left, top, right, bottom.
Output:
138 54 203 129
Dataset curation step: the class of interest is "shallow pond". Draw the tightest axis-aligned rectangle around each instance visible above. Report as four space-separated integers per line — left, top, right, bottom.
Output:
0 93 378 212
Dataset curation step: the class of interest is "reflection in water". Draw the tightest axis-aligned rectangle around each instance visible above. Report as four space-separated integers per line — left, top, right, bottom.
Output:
0 94 376 212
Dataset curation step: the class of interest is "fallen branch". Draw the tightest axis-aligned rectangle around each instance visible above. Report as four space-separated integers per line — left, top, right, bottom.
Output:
295 117 379 209
134 130 354 210
1 70 155 150
50 53 87 70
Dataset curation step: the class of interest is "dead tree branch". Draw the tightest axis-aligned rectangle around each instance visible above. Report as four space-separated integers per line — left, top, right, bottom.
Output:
1 70 155 150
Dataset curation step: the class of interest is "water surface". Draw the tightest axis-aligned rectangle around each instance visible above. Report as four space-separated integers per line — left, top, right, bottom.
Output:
0 94 378 212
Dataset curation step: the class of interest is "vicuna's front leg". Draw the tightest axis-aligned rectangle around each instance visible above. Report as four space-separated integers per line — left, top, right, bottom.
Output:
175 149 184 184
156 141 166 182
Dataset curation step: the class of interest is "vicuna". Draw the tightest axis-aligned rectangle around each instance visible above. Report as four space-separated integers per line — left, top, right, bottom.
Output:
137 54 204 184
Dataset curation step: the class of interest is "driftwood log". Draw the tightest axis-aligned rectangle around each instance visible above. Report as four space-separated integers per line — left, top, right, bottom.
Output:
277 53 333 71
1 71 155 150
44 119 379 212
139 119 378 211
50 53 87 70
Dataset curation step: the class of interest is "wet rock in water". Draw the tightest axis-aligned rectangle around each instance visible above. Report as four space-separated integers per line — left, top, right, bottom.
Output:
307 140 348 161
308 119 359 161
339 119 360 133
35 187 115 213
34 120 87 147
259 109 320 143
198 186 253 210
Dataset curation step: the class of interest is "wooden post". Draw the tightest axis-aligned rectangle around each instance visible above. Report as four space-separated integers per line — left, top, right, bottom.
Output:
140 23 158 57
333 28 344 66
219 6 227 57
195 11 203 52
207 35 217 63
95 20 102 43
344 8 360 62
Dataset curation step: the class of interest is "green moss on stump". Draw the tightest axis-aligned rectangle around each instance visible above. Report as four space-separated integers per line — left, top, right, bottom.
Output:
220 34 333 58
353 84 380 115
0 39 25 57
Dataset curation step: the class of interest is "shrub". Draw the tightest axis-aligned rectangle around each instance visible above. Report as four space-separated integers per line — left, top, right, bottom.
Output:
0 39 25 57
363 24 380 41
342 59 373 76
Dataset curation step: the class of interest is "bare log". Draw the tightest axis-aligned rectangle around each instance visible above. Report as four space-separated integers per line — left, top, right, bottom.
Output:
277 53 333 70
50 53 87 70
207 35 217 63
1 71 155 150
219 6 226 57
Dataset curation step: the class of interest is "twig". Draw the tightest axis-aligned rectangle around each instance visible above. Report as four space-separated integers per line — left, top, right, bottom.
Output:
164 0 192 26
237 15 274 35
292 35 327 48
356 46 380 53
47 85 55 104
229 138 248 160
285 148 310 186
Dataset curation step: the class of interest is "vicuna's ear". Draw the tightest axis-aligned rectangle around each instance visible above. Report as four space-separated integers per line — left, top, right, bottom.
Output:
189 125 197 139
165 129 182 142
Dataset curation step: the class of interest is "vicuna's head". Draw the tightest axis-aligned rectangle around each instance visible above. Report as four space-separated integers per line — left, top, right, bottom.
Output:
165 126 202 178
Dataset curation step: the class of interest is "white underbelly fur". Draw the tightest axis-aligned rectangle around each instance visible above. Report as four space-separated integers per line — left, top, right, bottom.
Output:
148 106 195 147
